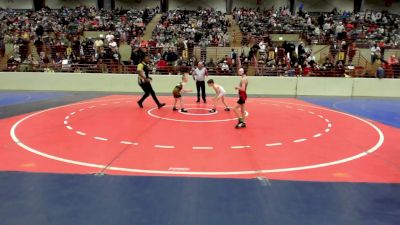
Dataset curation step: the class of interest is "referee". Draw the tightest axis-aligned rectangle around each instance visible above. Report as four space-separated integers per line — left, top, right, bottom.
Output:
137 55 165 109
192 61 208 103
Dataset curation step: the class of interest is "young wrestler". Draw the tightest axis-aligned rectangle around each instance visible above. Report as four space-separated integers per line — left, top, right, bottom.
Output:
234 68 248 128
172 73 192 112
207 79 230 112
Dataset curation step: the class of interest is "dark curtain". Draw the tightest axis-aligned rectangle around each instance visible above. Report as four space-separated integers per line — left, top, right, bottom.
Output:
33 0 45 11
98 0 104 9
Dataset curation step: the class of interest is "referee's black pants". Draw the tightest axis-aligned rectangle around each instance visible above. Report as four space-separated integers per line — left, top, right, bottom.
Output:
138 82 161 106
196 80 206 102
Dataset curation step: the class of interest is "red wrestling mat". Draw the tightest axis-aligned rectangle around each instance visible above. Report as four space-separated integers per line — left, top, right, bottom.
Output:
1 95 399 183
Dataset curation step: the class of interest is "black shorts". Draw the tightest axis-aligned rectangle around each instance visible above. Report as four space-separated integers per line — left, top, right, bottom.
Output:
173 90 181 98
237 97 246 105
237 92 247 105
173 94 182 98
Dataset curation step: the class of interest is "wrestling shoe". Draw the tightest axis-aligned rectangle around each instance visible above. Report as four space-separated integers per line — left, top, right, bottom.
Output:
157 103 166 109
235 122 246 128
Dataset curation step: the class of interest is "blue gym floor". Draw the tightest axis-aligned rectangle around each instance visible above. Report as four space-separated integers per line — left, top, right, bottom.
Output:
0 91 399 225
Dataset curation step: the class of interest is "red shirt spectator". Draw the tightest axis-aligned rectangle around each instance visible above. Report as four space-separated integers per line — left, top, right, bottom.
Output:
346 23 353 30
148 40 156 47
157 59 167 68
303 66 312 76
140 40 148 48
388 55 399 65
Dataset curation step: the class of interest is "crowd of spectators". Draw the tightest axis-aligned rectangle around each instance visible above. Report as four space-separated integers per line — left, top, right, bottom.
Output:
1 6 158 72
0 6 157 42
233 6 400 77
232 37 400 78
152 9 231 50
235 7 400 49
0 5 399 78
235 7 301 39
2 7 236 74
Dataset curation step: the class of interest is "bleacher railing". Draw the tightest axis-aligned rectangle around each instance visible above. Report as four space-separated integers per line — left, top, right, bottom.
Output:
3 62 399 78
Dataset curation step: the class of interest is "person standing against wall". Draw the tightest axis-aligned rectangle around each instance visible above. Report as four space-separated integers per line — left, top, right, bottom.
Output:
192 61 208 103
137 55 166 109
0 37 5 58
370 43 381 64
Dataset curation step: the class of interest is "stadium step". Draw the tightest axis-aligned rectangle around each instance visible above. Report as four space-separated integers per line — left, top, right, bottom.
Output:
142 14 162 41
226 15 243 47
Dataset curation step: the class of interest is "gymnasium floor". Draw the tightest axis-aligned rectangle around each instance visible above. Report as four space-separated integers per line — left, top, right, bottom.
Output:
0 91 399 225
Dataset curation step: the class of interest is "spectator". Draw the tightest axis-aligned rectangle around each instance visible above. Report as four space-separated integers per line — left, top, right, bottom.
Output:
376 64 385 78
348 42 357 65
53 52 63 65
131 47 144 65
207 58 216 69
378 40 386 58
7 55 20 71
388 55 399 65
94 36 104 53
303 62 312 76
259 41 266 54
330 41 340 62
0 38 5 58
230 49 237 65
35 23 44 38
157 58 167 70
34 38 44 55
370 43 381 64
106 31 114 43
164 47 178 66
221 60 229 71
153 53 162 63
